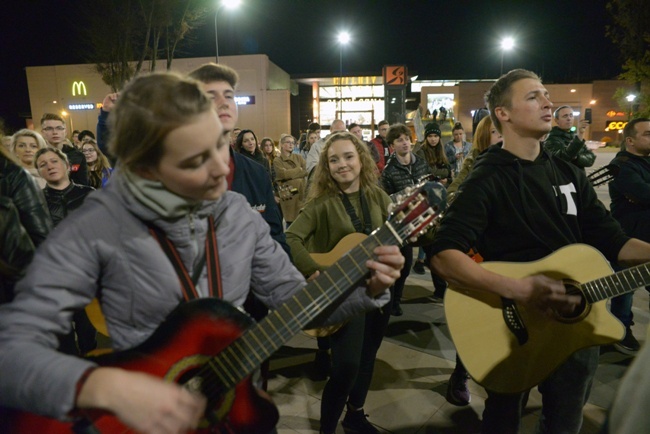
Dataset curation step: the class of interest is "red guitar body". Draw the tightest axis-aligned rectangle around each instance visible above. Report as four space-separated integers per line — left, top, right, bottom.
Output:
2 299 279 434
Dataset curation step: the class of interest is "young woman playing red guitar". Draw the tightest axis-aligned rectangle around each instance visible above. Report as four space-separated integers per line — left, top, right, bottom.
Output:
0 73 404 434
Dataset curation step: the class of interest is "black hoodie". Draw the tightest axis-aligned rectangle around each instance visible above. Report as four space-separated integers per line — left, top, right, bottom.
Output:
430 144 628 263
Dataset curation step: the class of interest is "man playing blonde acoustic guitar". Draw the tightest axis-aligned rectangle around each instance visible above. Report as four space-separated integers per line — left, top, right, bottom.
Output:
429 69 650 434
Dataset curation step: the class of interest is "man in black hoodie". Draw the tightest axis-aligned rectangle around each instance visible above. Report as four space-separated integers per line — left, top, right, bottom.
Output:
430 69 650 434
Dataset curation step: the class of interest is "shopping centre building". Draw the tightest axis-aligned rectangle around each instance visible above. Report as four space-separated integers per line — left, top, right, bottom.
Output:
25 54 633 144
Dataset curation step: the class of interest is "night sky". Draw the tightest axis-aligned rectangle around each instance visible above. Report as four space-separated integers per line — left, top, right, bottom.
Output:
1 0 620 131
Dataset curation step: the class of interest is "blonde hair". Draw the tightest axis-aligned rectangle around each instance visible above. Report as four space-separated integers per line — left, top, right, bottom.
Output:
109 72 213 171
279 133 295 144
308 132 378 201
11 129 48 153
473 116 496 153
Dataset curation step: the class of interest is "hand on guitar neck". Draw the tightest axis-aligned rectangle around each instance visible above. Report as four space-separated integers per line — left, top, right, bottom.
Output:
307 245 405 298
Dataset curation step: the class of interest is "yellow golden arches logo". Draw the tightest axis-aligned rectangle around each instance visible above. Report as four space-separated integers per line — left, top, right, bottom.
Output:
72 81 87 96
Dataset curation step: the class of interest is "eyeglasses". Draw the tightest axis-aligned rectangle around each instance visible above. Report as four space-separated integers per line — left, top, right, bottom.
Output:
42 126 65 132
82 149 97 154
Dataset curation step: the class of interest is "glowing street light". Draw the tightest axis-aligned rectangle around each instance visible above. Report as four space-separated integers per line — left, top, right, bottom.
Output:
626 94 637 120
215 0 241 63
337 31 351 116
500 37 515 75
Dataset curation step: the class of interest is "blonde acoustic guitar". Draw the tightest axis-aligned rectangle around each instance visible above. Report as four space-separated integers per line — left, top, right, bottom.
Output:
445 243 650 394
304 233 369 337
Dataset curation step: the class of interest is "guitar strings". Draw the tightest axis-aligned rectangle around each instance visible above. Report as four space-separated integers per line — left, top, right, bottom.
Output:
193 231 388 400
193 223 417 403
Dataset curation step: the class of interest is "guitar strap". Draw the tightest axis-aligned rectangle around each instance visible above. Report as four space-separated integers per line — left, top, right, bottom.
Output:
340 190 373 235
147 215 223 301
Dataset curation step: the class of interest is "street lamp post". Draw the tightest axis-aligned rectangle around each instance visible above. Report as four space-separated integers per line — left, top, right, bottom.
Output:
215 0 241 63
626 94 637 121
500 37 515 76
337 32 350 116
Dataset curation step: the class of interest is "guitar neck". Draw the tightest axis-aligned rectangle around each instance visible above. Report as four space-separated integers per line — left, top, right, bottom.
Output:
204 224 400 389
582 262 650 303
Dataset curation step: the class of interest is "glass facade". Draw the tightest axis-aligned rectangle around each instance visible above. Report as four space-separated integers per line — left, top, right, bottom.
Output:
318 84 385 127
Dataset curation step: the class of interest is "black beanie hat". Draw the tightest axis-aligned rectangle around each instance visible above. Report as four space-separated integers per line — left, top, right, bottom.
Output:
425 122 442 138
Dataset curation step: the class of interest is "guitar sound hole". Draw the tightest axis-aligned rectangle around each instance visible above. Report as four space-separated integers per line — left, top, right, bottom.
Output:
556 281 589 322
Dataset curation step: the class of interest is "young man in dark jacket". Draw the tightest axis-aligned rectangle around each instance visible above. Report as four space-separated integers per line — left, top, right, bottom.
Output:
381 123 432 315
430 69 650 434
187 63 289 258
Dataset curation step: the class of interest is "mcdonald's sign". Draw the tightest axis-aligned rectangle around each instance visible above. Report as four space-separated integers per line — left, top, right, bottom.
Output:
72 81 87 96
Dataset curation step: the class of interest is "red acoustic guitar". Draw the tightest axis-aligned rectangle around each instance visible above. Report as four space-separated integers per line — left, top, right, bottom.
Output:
2 181 447 434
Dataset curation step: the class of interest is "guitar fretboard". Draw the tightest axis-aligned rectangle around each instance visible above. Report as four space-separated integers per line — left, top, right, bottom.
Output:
199 224 398 394
582 263 650 304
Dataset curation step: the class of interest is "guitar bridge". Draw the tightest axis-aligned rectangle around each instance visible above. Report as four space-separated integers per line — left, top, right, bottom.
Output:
501 298 529 346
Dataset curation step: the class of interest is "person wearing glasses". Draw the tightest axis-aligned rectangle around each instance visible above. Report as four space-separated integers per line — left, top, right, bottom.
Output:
273 133 307 226
40 113 89 186
82 139 113 189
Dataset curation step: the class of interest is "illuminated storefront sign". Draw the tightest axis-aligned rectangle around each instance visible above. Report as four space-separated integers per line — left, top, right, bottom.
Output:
606 110 626 118
321 97 383 103
605 121 628 131
68 103 95 111
72 81 87 96
318 83 385 125
235 95 255 105
332 76 378 86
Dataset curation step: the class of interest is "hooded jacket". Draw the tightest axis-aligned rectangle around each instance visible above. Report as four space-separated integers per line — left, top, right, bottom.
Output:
430 144 628 263
543 126 596 169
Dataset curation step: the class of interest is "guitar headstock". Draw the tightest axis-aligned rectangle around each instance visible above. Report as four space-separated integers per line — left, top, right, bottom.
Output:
388 181 447 244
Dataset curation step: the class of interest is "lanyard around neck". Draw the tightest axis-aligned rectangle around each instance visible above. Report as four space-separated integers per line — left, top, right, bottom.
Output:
148 215 222 301
340 189 373 235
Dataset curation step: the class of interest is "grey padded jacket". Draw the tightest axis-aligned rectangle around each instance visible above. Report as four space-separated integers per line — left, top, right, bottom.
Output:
0 169 389 419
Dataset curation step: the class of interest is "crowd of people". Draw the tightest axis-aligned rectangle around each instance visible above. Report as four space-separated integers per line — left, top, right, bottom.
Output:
0 64 649 434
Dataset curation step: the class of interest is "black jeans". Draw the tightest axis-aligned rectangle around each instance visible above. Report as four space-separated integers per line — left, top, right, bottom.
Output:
319 306 391 433
423 243 447 298
391 245 413 306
